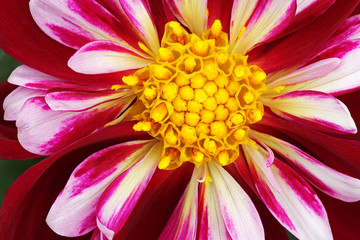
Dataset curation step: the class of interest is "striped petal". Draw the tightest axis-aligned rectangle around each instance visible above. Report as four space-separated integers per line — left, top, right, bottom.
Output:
229 0 259 49
264 90 357 134
159 167 199 240
16 96 132 155
198 179 231 240
252 131 360 202
266 58 341 89
3 87 45 121
166 0 208 36
68 41 154 74
29 0 141 50
320 14 360 51
233 0 296 54
282 40 360 95
247 157 333 240
119 0 160 53
208 162 264 240
96 142 160 239
46 140 155 237
45 89 132 111
7 65 106 91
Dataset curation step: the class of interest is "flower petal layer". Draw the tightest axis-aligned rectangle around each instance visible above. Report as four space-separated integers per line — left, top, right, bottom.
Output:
246 155 333 240
119 0 160 53
253 131 360 202
46 140 155 237
0 121 149 240
265 90 357 134
159 167 199 240
208 162 264 240
68 41 153 74
229 0 259 49
29 0 141 50
249 0 360 73
233 0 296 54
16 97 132 155
266 58 341 89
8 65 105 91
283 40 360 95
3 87 45 121
96 142 160 239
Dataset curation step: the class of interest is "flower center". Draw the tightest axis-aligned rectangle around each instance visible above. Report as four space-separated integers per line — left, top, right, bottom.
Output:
122 20 267 170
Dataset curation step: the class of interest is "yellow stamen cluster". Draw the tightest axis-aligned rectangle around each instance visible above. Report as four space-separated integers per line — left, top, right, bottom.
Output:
122 21 267 170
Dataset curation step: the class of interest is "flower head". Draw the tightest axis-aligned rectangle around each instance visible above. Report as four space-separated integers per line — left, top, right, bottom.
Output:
1 0 360 239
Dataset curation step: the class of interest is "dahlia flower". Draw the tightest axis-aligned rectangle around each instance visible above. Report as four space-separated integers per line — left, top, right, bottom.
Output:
1 0 360 239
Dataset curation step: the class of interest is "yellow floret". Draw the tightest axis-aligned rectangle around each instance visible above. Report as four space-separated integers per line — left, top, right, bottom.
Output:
185 112 200 127
179 85 194 100
203 82 218 97
210 121 227 138
190 74 207 89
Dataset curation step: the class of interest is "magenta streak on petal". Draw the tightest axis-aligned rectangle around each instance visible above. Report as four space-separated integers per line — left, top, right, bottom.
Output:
275 161 325 217
30 98 129 155
66 0 126 40
47 24 94 49
254 173 295 230
283 150 335 196
309 40 360 64
78 213 98 235
70 142 148 198
245 0 296 45
96 158 157 235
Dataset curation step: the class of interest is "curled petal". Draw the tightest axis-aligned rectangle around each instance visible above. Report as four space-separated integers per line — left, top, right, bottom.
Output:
3 87 45 121
243 145 282 193
252 131 360 202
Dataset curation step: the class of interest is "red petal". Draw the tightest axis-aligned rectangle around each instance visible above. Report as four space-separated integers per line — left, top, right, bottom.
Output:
317 190 360 240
